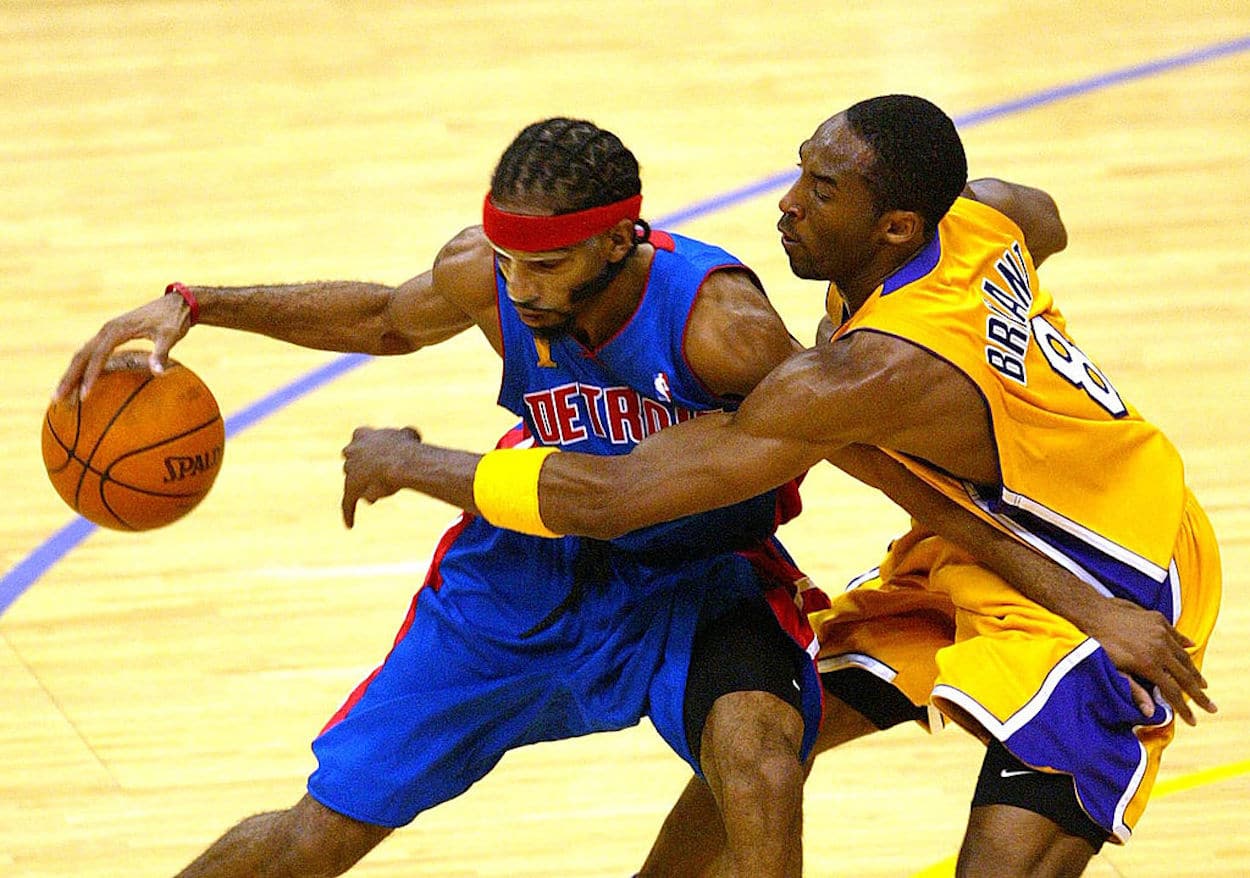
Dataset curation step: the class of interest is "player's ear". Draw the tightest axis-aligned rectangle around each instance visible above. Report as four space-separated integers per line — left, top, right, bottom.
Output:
878 209 924 247
603 217 637 262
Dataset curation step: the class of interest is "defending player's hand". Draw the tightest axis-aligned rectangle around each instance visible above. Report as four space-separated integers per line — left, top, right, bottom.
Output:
1091 597 1216 726
53 293 192 403
341 426 423 528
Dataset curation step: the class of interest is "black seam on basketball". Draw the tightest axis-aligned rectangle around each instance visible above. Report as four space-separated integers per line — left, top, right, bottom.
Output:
95 484 133 530
65 430 225 492
98 478 213 499
94 395 216 532
65 460 215 497
43 412 76 474
99 415 223 490
73 374 155 509
59 416 223 498
97 480 138 531
72 392 83 454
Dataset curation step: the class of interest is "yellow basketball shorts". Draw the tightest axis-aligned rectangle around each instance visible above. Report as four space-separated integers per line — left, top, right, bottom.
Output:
811 488 1221 843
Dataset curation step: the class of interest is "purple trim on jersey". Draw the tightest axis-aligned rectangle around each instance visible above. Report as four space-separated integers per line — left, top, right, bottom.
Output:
986 497 1173 617
881 228 943 296
840 325 1169 617
1001 644 1170 839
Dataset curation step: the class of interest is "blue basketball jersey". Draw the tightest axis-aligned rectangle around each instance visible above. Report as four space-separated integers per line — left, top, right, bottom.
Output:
495 230 782 557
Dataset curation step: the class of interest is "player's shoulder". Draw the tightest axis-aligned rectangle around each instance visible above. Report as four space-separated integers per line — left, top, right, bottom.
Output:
686 269 797 398
740 329 960 446
690 264 772 315
936 193 1018 240
436 225 494 268
686 259 787 344
430 225 497 308
826 326 945 372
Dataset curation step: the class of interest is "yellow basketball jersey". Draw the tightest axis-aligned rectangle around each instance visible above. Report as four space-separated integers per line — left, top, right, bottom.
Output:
830 197 1187 608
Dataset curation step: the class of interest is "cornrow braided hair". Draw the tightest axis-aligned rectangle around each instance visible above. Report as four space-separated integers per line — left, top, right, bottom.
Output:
491 118 643 214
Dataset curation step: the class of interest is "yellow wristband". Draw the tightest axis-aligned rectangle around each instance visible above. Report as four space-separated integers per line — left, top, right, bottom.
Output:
472 447 562 538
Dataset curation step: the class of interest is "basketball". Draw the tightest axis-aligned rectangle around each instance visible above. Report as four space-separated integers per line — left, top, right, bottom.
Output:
42 351 226 531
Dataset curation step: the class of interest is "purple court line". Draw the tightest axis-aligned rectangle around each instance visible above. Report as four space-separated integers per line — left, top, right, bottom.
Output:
4 34 1248 617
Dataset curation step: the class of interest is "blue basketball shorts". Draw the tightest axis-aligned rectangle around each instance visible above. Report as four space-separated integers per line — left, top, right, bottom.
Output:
306 513 823 828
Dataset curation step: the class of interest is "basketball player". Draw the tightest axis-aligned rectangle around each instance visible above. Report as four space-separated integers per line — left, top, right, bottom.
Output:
361 97 1221 876
57 117 840 877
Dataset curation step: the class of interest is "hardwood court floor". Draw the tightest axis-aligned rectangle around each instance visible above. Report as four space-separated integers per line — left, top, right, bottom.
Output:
3 2 1249 875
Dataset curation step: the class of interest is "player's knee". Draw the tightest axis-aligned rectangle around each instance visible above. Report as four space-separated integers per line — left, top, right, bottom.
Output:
702 691 804 800
956 832 1036 878
957 838 1088 878
956 805 1095 878
714 749 803 826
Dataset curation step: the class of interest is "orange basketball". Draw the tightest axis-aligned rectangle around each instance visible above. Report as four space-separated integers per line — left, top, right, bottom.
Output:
42 351 226 531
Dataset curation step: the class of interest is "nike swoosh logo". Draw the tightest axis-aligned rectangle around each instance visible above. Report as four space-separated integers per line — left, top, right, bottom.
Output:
1000 768 1036 778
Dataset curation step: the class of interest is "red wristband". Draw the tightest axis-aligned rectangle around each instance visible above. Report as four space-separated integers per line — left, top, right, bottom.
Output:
165 282 199 326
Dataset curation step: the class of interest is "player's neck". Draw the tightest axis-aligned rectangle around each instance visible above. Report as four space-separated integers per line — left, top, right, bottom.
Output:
570 244 655 348
840 239 928 315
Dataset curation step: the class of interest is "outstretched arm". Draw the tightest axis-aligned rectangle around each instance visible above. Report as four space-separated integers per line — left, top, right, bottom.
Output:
340 415 1215 723
339 396 824 535
55 227 496 401
341 329 1215 721
340 342 844 532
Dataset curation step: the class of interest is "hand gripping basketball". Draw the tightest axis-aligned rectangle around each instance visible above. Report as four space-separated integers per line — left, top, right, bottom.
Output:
54 291 194 404
42 351 225 530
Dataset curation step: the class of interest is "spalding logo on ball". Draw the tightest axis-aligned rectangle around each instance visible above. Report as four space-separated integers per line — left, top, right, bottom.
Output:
42 351 226 530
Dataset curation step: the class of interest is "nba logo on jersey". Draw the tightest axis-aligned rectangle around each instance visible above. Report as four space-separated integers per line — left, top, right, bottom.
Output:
654 371 672 402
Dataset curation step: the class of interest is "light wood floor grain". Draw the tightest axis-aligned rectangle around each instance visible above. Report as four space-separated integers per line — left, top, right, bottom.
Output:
3 2 1249 875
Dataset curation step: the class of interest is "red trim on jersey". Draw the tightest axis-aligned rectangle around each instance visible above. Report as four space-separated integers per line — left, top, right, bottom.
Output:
482 193 642 252
741 535 828 723
773 474 805 528
738 535 827 646
649 229 676 251
494 421 533 449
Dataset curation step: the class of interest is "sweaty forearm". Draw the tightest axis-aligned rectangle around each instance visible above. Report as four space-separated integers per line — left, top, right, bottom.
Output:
536 452 634 539
398 442 482 511
962 527 1111 634
348 435 624 539
188 281 409 354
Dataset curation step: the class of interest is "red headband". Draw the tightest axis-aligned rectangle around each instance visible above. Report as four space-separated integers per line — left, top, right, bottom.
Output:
482 193 643 252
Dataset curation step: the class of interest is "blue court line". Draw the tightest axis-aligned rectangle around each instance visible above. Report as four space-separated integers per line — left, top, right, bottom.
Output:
4 34 1248 618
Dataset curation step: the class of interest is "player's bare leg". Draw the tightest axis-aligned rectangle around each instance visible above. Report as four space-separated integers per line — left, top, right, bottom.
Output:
694 690 806 877
175 794 391 877
956 805 1097 877
638 774 724 877
638 694 882 876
